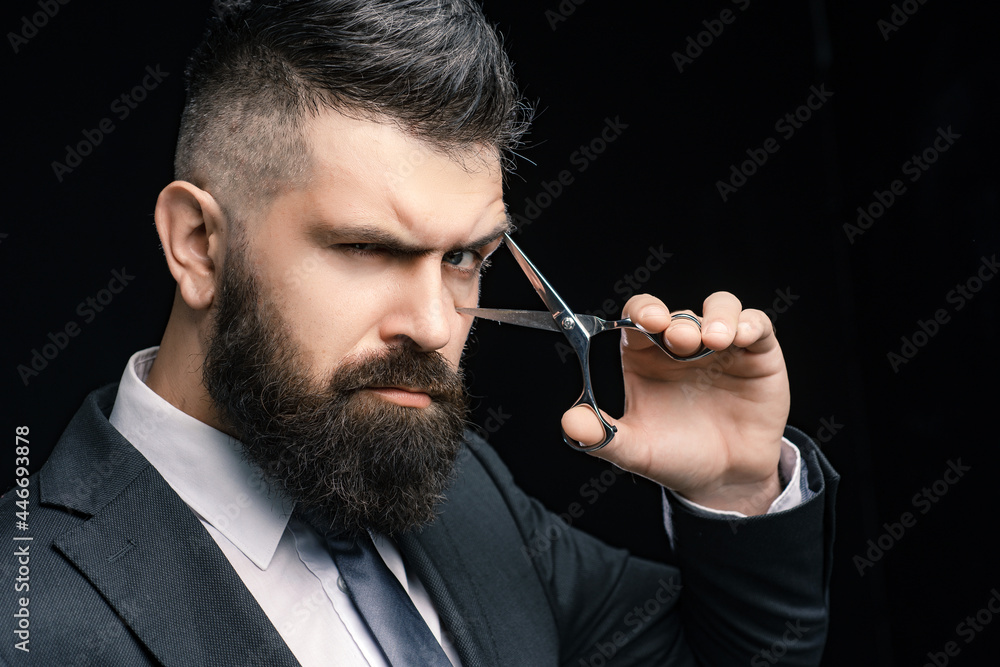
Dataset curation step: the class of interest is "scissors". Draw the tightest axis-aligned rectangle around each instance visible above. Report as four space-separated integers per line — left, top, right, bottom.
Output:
458 233 713 452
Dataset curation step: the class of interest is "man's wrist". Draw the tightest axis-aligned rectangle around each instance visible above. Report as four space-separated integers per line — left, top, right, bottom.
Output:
678 469 783 516
667 436 808 520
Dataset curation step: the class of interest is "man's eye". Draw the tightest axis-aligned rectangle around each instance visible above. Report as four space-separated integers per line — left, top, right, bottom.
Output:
338 243 386 258
443 249 479 271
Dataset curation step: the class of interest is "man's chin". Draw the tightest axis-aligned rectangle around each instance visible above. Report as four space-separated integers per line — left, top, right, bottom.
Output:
293 439 463 537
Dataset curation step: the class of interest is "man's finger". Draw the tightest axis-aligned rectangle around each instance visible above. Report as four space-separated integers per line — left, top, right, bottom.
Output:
661 311 705 357
734 308 780 353
701 291 743 350
621 294 671 351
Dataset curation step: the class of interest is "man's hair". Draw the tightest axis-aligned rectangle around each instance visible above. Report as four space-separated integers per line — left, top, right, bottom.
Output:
175 0 530 218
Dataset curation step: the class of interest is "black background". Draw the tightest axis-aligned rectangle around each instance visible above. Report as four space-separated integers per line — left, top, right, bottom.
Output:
2 1 997 665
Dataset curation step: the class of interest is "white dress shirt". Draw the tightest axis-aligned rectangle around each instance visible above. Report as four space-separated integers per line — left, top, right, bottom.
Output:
108 346 809 665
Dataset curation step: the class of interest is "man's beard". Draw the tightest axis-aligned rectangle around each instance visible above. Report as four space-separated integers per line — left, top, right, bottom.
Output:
202 242 468 537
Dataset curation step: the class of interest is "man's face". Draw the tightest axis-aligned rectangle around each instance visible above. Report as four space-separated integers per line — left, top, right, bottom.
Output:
250 110 508 380
202 111 508 535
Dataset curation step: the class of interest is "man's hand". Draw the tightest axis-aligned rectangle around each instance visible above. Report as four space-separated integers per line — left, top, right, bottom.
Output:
561 292 789 515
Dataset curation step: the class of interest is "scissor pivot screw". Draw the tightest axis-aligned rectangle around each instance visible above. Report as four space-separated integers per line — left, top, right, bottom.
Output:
561 317 575 330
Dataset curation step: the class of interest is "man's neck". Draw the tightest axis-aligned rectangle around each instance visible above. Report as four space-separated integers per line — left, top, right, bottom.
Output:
146 291 231 435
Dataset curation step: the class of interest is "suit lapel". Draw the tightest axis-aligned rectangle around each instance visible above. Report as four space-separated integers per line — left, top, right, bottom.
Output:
41 385 301 667
400 441 560 667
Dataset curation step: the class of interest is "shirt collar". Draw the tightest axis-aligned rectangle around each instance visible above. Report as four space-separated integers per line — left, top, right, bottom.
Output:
109 346 294 570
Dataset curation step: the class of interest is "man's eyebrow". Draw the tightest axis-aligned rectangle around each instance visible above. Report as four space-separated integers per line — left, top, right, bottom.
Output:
468 217 513 250
305 218 512 254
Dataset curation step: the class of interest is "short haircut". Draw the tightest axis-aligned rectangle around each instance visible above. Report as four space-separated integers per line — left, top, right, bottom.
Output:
174 0 531 219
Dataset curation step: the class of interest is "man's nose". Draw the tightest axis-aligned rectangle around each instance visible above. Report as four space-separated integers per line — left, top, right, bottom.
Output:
381 261 454 352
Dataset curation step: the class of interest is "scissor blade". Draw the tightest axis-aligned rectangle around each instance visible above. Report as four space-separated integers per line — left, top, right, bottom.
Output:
457 308 561 332
503 234 577 323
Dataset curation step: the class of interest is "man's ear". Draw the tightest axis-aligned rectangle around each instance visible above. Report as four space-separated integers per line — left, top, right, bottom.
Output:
154 181 228 311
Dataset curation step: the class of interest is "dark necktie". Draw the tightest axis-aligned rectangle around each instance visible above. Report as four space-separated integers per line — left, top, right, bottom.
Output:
308 516 453 667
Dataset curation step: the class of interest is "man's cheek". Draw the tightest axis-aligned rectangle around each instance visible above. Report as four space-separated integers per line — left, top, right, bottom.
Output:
443 335 468 369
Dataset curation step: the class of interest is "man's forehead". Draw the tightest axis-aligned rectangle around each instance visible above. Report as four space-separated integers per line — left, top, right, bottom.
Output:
304 108 502 181
288 109 507 247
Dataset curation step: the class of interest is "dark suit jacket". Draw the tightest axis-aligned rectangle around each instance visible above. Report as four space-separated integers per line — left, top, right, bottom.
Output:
1 384 837 666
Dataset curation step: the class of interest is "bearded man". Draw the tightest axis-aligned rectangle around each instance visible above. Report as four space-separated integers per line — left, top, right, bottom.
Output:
1 1 837 665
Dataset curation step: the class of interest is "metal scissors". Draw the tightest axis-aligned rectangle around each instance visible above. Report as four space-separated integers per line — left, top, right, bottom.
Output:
458 233 712 452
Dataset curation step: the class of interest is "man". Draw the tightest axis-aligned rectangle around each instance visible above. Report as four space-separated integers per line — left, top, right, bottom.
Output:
1 1 837 665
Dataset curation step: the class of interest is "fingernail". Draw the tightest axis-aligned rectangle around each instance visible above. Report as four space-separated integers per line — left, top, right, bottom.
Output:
641 306 669 320
707 321 728 335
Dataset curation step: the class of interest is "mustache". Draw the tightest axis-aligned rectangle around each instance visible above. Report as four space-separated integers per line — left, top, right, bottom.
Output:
326 345 465 402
